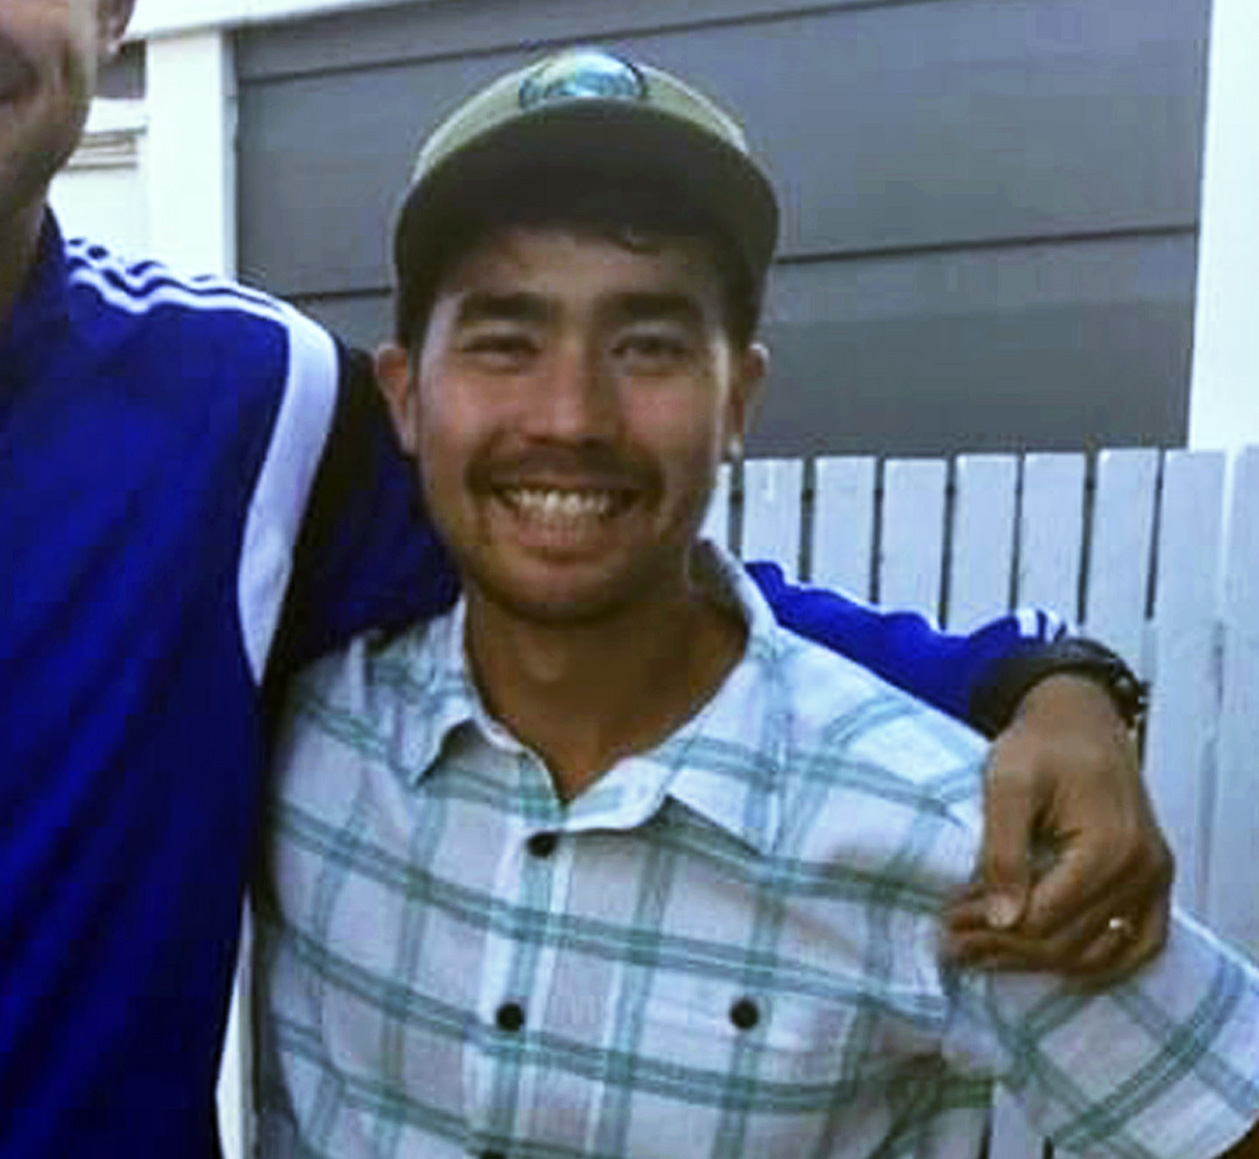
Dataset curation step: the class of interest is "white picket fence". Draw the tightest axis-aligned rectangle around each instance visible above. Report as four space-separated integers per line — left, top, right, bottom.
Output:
703 443 1259 1159
219 444 1259 1159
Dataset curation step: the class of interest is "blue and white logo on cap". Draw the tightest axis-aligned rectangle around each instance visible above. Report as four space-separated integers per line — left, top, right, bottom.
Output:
519 50 648 110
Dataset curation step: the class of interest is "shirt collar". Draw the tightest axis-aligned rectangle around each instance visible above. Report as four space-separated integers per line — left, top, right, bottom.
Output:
392 598 498 780
655 546 789 852
396 542 793 853
0 212 71 383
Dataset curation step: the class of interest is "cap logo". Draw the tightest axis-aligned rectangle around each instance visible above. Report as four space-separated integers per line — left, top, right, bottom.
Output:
519 50 648 110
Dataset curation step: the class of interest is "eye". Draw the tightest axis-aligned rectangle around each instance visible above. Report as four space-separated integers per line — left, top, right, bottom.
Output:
613 329 695 374
458 329 538 369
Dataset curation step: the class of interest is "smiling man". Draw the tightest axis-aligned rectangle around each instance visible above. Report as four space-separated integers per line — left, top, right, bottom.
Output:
0 4 1179 1156
254 50 1258 1159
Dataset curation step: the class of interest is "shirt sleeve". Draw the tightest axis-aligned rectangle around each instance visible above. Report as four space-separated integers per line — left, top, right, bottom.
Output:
267 343 459 683
943 914 1259 1159
744 560 1066 726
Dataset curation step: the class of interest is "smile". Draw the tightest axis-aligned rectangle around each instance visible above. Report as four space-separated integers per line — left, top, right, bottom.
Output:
497 486 626 521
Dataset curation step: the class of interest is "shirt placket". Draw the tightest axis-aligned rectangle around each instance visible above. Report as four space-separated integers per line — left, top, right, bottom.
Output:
466 748 569 1157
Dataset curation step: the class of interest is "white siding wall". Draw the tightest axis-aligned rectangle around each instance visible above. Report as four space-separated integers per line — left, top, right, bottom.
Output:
49 101 148 256
1189 0 1259 452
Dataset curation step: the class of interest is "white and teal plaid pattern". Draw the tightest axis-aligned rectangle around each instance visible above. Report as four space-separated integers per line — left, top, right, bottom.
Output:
254 546 1259 1159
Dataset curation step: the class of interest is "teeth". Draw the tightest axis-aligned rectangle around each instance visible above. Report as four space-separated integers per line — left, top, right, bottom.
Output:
505 488 617 519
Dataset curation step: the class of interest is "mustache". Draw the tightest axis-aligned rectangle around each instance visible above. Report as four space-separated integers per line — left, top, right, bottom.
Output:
468 444 655 492
0 33 35 98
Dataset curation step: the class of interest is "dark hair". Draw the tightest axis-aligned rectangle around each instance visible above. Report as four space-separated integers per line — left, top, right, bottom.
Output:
394 160 763 350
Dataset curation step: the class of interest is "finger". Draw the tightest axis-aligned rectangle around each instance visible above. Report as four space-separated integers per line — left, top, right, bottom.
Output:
1019 825 1172 945
1069 907 1168 987
950 923 1159 985
974 749 1038 929
1015 832 1150 939
1044 855 1171 974
943 880 998 933
1033 899 1168 988
944 893 1000 935
1063 927 1145 983
945 873 1163 973
1078 890 1170 978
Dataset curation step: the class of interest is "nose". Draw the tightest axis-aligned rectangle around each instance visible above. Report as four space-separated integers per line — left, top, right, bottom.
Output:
522 337 619 444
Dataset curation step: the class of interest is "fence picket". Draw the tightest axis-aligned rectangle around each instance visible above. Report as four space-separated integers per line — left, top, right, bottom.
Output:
1084 449 1159 668
811 456 877 598
1143 451 1226 915
1016 454 1086 621
741 458 805 579
1206 447 1259 956
948 455 1018 630
879 459 948 619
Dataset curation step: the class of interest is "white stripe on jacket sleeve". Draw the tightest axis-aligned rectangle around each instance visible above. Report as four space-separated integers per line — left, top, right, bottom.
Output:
237 307 339 683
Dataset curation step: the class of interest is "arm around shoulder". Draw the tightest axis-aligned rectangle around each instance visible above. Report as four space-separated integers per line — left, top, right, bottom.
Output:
746 561 1173 983
267 342 459 681
745 560 1063 724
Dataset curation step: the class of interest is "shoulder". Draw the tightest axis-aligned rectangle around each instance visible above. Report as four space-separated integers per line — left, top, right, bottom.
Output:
288 624 430 716
269 616 459 820
707 548 988 846
756 628 987 892
774 627 987 800
65 236 290 325
281 617 452 751
63 236 339 400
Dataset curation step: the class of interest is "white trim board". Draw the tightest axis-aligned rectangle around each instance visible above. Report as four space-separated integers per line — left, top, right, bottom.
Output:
1188 0 1259 452
85 98 148 136
129 0 406 39
68 101 147 174
142 32 237 278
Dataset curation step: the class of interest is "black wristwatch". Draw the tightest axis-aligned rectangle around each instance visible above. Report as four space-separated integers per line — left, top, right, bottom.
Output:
969 637 1148 737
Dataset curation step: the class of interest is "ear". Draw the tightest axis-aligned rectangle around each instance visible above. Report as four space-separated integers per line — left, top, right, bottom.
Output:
98 0 136 60
374 342 421 456
723 342 769 460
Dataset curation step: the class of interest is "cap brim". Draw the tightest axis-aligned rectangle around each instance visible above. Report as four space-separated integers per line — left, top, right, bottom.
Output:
394 100 778 291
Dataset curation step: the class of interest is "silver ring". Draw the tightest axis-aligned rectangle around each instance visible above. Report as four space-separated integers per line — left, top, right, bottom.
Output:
1106 916 1136 940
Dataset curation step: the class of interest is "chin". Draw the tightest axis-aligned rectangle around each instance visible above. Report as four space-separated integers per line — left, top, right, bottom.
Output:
469 562 657 628
483 584 641 627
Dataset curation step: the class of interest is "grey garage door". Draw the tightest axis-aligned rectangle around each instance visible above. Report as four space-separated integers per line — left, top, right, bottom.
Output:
236 0 1209 456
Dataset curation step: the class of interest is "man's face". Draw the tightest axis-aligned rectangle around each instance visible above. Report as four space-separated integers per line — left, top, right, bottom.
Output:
379 226 765 625
0 0 128 225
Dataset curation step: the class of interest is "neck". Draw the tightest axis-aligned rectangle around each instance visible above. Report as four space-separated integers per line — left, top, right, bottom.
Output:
465 566 746 801
0 201 46 331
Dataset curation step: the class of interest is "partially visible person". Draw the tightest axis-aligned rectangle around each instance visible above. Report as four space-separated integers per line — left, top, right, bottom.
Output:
254 49 1257 1159
0 4 1168 1155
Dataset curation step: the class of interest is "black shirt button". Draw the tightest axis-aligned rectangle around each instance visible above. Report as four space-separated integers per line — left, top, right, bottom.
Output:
527 832 558 859
496 1002 525 1032
729 997 760 1030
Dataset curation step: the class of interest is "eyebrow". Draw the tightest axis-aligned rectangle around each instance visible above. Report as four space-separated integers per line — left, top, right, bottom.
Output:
451 289 708 330
454 292 554 328
606 292 706 330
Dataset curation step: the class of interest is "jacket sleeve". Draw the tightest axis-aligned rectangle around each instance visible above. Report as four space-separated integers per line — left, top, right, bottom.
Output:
267 343 459 684
745 561 1067 727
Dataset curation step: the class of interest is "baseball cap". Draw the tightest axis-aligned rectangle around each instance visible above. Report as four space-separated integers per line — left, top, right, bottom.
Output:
392 48 779 320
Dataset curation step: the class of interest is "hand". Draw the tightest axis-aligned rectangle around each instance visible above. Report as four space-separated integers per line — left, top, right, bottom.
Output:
944 673 1173 983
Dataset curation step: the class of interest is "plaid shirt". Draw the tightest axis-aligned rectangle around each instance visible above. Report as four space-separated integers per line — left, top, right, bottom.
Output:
254 546 1259 1159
